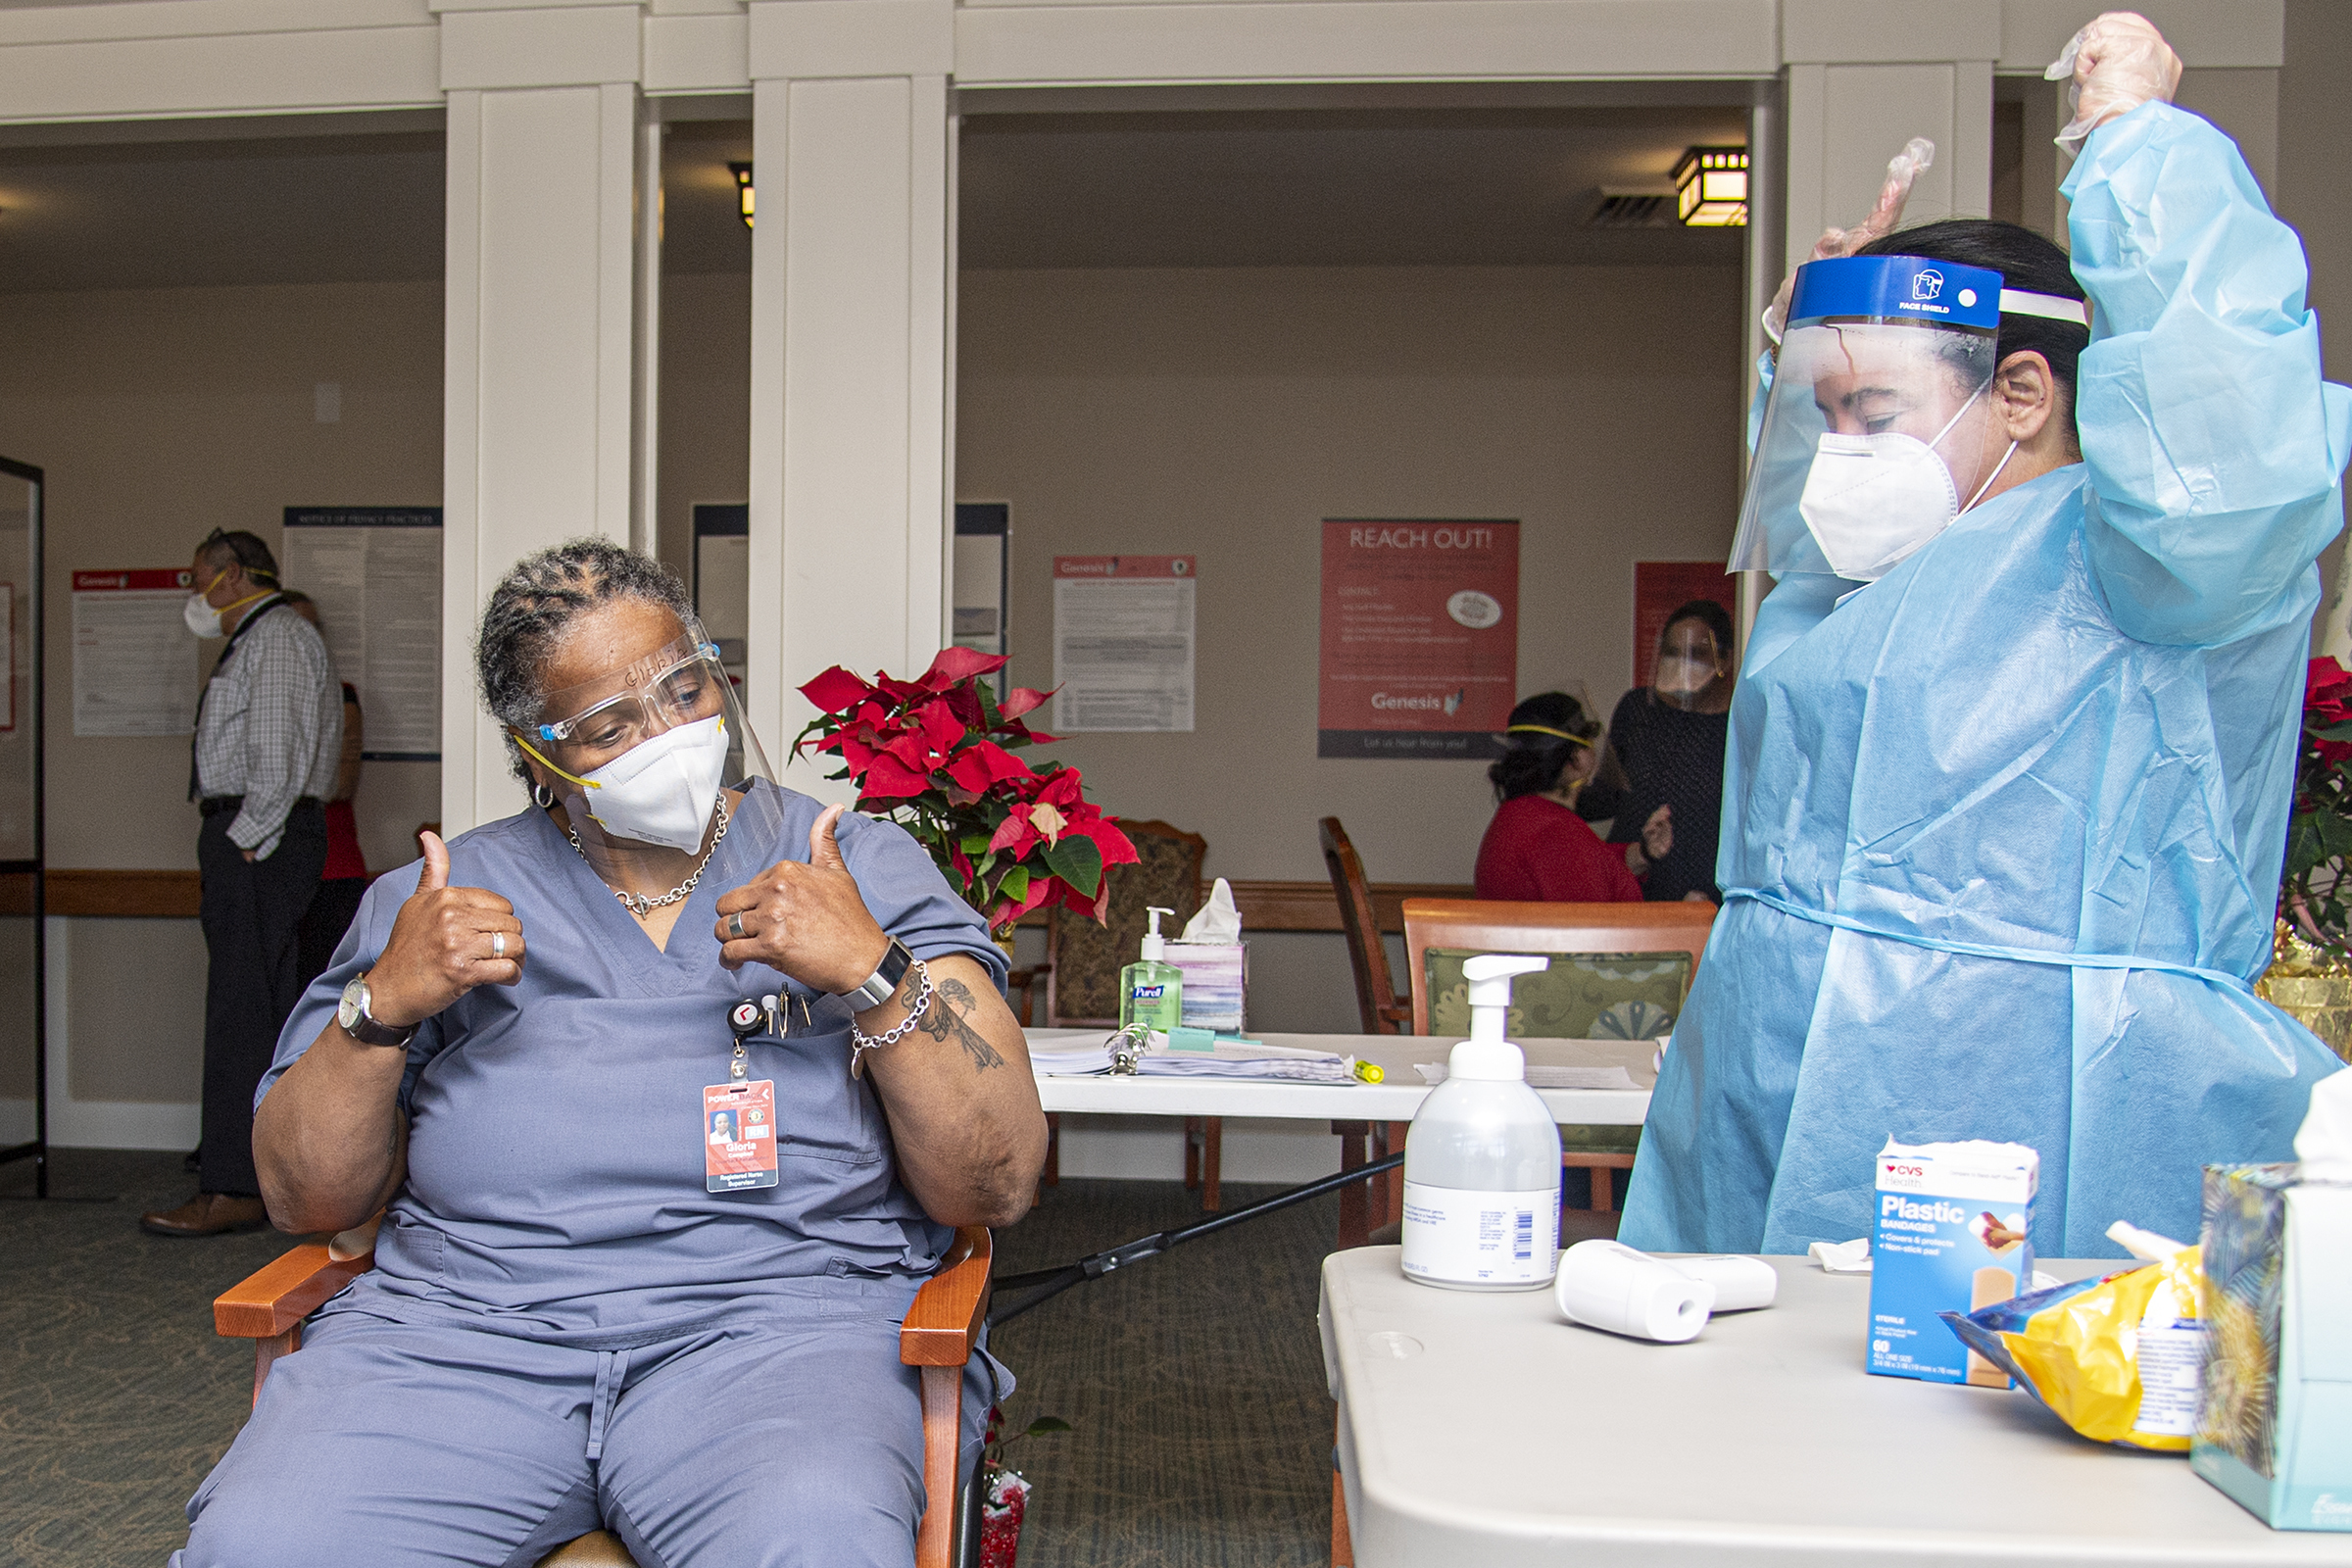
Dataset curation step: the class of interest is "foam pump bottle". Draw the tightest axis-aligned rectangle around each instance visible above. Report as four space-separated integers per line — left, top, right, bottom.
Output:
1400 954 1562 1290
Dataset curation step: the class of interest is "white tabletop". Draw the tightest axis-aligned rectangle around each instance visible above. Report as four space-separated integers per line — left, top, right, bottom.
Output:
1319 1249 2352 1567
1023 1029 1654 1125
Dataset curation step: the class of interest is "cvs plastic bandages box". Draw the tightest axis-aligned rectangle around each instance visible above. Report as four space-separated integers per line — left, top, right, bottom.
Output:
1868 1139 2037 1384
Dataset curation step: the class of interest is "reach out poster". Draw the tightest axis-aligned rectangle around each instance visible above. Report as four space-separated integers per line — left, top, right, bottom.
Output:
1318 519 1519 760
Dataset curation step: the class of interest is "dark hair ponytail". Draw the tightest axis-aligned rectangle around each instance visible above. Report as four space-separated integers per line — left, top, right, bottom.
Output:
1489 691 1601 803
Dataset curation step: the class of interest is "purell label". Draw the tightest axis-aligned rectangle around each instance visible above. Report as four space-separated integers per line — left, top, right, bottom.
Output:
1400 1181 1558 1287
1130 984 1167 1000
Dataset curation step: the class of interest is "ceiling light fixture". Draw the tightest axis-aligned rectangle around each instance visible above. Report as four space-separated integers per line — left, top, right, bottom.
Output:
729 163 754 229
1673 147 1749 227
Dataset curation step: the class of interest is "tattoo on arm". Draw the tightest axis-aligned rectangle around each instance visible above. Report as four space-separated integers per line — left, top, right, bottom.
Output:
910 974 1006 1072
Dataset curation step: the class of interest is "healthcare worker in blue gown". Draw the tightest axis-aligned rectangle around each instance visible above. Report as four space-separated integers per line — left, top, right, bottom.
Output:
1621 12 2350 1261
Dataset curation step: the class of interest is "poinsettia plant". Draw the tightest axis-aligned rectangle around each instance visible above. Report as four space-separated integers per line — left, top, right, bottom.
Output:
2280 657 2352 957
793 648 1137 937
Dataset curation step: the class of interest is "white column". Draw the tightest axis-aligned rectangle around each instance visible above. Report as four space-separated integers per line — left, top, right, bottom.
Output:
438 3 650 833
746 0 955 792
1780 0 1999 276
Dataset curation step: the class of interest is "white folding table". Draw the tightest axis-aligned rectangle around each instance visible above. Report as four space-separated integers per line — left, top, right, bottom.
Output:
1320 1249 2352 1567
1025 1028 1654 1244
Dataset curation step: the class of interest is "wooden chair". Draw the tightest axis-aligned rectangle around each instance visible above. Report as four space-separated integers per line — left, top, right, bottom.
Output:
1318 817 1409 1036
1400 899 1715 1215
215 1221 994 1568
1010 820 1226 1206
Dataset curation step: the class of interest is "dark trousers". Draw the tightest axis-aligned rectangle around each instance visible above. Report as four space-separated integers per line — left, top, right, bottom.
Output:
197 804 326 1198
296 877 368 995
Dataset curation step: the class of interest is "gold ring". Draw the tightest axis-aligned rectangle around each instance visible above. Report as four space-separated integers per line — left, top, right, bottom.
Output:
727 912 747 941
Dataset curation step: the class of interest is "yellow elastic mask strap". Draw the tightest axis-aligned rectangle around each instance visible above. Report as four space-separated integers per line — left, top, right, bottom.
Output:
1505 723 1593 747
220 589 276 616
511 733 600 792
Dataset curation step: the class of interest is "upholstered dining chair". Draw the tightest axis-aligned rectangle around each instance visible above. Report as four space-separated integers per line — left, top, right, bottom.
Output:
1400 898 1716 1216
213 1220 994 1568
1009 820 1223 1206
1318 817 1409 1037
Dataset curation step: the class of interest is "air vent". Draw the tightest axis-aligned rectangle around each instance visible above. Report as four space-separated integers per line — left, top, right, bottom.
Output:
1587 187 1678 229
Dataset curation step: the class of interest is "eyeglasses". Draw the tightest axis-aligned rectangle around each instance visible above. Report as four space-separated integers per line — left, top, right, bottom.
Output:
531 638 726 752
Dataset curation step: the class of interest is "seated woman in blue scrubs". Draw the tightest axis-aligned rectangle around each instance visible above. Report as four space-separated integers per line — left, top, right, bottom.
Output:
176 539 1047 1568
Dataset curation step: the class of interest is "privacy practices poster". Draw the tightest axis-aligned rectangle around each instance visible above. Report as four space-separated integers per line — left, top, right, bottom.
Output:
1318 519 1518 760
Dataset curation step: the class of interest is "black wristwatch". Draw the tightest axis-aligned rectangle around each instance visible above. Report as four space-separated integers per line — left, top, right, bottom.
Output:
842 938 915 1012
337 973 418 1050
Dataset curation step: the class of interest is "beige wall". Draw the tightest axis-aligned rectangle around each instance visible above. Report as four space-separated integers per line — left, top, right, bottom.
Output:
3 277 444 875
956 262 1746 887
0 277 441 1140
655 270 752 578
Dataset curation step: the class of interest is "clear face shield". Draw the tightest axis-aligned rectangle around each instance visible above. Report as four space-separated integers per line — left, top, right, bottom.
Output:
511 612 781 873
1730 255 2006 583
1652 619 1730 710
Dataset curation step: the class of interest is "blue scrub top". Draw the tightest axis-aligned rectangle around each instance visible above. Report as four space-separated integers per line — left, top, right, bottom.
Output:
1622 103 2351 1260
262 779 1007 1348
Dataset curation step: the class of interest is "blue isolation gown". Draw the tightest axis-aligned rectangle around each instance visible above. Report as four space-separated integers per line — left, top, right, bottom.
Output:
1619 103 2352 1260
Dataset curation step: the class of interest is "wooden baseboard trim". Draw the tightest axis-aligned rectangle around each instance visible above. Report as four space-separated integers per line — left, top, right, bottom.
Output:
40 869 204 918
1016 879 1474 936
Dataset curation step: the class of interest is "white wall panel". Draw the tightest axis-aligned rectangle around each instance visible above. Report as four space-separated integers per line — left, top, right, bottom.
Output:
953 0 1778 86
645 10 751 91
0 24 439 122
1786 60 1994 273
443 79 643 831
1997 0 2282 73
441 4 642 89
748 74 951 774
750 0 953 77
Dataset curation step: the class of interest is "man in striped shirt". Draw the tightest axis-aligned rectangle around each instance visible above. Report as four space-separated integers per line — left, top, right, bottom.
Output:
142 529 341 1238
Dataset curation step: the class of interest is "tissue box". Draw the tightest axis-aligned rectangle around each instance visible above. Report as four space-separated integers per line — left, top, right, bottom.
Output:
2192 1163 2352 1532
1867 1139 2036 1384
1166 941 1246 1033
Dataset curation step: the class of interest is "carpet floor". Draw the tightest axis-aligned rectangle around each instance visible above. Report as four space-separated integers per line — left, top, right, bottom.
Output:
0 1150 1348 1568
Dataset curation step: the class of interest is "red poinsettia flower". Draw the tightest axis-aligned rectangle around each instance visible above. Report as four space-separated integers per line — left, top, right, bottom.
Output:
791 655 1137 935
2308 657 2352 724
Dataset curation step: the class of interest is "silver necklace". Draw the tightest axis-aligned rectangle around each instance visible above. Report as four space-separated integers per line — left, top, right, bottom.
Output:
567 793 730 917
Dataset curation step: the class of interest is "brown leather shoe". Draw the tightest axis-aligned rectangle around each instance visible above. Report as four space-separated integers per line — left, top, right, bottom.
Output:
140 1193 270 1237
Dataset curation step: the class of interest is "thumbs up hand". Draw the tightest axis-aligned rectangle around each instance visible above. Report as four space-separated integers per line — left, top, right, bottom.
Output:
362 830 527 1032
713 804 891 994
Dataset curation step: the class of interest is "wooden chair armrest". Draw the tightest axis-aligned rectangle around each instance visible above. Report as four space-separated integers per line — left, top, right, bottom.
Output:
1376 1002 1410 1025
901 1226 992 1367
215 1242 375 1340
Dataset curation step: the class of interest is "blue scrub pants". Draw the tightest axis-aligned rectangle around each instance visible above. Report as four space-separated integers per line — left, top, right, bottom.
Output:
174 1299 1001 1568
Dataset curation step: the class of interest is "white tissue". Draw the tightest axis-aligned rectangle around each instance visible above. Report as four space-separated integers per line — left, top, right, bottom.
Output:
2294 1068 2352 1182
1181 877 1243 943
1809 1239 1872 1274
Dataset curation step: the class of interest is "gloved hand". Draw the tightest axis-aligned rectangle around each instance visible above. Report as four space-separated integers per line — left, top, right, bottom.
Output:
2045 11 2181 157
1762 136 1935 343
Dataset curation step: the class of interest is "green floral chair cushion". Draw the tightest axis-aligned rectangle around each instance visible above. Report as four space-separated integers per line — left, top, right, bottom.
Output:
1421 949 1690 1157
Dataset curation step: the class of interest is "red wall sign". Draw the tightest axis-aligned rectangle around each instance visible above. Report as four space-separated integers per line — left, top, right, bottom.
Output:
1632 562 1737 690
1318 519 1518 760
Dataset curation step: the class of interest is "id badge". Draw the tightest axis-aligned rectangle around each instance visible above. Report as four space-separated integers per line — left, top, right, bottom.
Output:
704 1080 779 1192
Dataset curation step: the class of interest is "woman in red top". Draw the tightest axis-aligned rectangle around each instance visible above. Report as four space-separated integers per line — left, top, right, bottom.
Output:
1474 692 1671 903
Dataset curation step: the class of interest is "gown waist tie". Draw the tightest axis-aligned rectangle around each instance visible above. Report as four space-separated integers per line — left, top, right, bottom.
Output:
1719 887 2258 998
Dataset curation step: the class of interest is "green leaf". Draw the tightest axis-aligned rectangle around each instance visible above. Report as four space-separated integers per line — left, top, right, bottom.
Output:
1040 833 1103 899
1023 1417 1073 1437
960 833 993 856
998 865 1031 904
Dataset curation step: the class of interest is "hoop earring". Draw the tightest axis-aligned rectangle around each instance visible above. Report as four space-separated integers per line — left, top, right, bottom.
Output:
532 782 557 809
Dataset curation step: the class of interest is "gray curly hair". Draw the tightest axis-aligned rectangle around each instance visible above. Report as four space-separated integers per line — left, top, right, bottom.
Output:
476 538 693 783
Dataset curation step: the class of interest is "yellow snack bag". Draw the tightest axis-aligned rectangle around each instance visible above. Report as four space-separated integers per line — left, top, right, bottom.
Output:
1939 1248 2206 1451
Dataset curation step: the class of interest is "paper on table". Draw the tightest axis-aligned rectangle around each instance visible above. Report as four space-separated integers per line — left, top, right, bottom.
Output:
1414 1062 1641 1090
1026 1033 1355 1082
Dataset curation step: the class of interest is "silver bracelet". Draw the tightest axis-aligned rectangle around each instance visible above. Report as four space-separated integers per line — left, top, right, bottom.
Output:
849 958 933 1078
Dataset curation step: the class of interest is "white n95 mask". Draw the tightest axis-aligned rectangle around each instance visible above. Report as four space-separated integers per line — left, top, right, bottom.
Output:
1797 386 2016 583
576 714 732 853
184 593 226 638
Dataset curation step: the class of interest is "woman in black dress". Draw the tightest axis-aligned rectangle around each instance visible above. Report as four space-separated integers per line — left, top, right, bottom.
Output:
1601 599 1734 903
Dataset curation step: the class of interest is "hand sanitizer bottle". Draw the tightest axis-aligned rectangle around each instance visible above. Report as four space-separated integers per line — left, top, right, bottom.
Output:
1118 906 1184 1044
1400 954 1562 1291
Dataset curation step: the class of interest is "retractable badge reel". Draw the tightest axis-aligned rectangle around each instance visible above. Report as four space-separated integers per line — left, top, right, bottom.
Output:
705 998 781 1192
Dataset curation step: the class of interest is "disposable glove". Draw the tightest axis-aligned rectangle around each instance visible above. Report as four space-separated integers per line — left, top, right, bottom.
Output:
1762 137 1934 344
2046 11 2181 158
